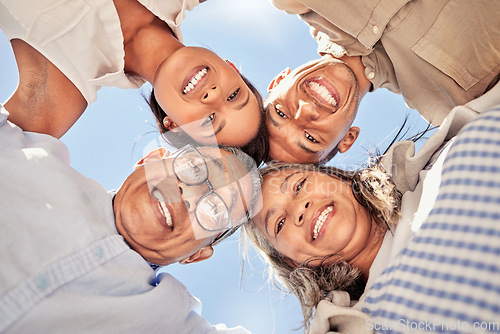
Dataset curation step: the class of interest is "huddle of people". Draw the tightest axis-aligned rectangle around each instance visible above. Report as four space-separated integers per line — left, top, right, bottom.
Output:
1 0 499 333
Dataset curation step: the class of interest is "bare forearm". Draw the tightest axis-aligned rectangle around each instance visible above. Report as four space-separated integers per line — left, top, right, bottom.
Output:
5 39 87 138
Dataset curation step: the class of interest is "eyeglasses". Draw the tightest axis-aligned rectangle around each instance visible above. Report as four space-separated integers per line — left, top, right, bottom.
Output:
172 146 232 232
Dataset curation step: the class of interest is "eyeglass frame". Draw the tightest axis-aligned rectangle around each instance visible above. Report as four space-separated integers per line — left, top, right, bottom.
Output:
172 145 233 233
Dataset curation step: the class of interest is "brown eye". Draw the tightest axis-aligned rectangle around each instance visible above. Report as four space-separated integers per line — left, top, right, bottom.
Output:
305 131 319 143
228 88 240 101
276 218 285 235
295 178 306 195
275 106 287 119
201 113 215 127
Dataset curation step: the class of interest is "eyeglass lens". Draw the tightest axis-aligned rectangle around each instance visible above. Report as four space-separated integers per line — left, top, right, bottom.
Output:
195 193 231 231
173 148 208 185
174 146 231 232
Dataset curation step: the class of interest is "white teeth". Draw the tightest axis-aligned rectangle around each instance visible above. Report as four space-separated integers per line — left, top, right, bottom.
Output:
183 68 208 94
308 81 337 107
159 202 173 228
152 189 173 228
312 206 333 240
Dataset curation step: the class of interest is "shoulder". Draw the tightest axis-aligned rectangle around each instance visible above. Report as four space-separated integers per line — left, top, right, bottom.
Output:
270 0 310 14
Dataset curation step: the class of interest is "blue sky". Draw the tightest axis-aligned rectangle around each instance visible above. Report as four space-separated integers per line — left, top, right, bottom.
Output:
0 1 431 333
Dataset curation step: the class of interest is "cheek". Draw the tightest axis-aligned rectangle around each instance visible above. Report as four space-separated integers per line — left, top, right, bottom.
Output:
275 237 306 264
190 221 217 243
120 190 149 227
156 93 200 124
221 109 260 146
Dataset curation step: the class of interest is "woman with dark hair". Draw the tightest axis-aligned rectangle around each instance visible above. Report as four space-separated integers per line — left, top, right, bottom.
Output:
149 73 269 165
1 0 267 163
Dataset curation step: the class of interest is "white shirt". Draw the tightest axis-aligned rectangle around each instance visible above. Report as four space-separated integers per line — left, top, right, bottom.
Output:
0 105 249 334
0 0 201 104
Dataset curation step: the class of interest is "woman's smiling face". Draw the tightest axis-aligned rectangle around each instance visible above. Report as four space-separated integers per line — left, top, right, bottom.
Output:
153 47 261 147
253 168 380 266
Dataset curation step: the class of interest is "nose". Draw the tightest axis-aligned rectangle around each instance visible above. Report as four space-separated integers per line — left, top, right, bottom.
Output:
179 182 209 213
293 200 311 227
201 85 220 104
295 100 319 123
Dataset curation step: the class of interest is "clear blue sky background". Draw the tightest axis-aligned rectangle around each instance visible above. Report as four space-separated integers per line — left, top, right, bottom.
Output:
0 1 431 333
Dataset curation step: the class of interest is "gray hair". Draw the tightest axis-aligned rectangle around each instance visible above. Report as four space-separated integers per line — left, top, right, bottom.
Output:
242 160 401 328
211 145 262 246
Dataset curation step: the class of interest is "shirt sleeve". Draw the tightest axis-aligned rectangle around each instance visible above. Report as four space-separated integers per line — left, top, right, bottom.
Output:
270 0 310 14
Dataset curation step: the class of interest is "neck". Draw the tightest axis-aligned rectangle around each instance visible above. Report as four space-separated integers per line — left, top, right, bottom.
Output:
349 222 386 282
113 0 184 83
338 55 372 98
124 23 184 83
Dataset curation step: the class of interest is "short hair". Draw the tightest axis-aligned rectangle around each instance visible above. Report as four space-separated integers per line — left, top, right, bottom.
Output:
242 159 401 329
147 74 269 167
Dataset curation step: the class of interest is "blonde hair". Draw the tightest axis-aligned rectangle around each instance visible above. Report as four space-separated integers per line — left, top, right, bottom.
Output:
242 160 401 329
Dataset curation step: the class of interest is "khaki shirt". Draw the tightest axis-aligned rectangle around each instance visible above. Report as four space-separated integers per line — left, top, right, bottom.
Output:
272 0 500 126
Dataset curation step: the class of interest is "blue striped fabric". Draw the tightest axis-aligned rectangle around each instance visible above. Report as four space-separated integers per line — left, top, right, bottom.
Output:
362 109 500 333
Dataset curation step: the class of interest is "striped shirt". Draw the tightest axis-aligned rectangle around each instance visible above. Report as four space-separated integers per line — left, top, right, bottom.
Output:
363 109 500 333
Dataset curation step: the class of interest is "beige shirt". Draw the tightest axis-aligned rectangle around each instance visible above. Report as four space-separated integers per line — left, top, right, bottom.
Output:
272 0 500 126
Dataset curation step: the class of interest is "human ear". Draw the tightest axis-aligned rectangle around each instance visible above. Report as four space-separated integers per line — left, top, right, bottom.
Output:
224 59 239 73
283 256 299 268
162 116 179 131
337 127 360 153
267 67 291 92
179 246 214 265
134 147 170 169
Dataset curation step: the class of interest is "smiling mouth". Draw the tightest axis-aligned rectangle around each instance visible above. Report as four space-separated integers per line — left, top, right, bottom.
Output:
312 205 333 240
152 188 173 229
183 67 209 94
306 79 338 108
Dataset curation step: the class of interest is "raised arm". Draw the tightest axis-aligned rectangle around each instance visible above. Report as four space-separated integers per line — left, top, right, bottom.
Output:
4 39 87 138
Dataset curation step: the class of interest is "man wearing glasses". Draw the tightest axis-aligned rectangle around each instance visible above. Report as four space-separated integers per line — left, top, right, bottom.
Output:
114 144 260 266
0 103 260 332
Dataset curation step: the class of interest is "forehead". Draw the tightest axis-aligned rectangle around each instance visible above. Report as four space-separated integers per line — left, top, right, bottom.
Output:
201 148 247 181
262 168 299 194
201 148 255 209
263 168 343 191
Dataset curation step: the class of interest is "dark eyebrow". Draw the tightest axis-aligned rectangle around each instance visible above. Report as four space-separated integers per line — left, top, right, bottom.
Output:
280 171 300 193
235 91 250 110
266 105 280 128
213 120 226 136
264 207 277 238
263 171 301 238
204 120 226 138
297 141 320 154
